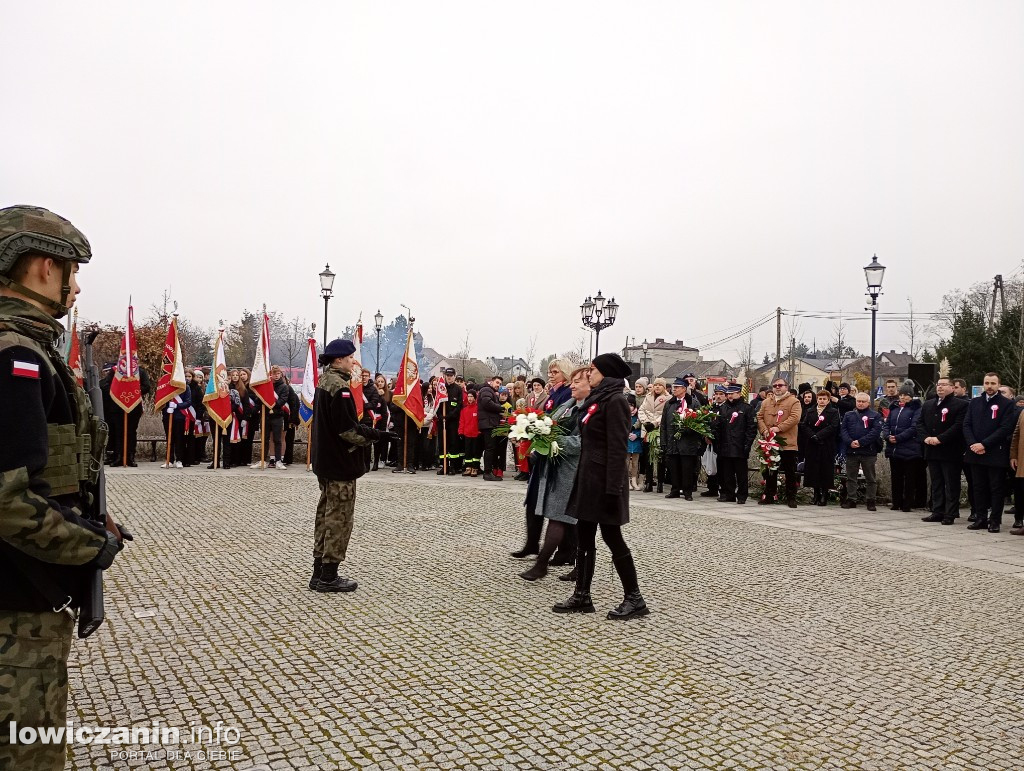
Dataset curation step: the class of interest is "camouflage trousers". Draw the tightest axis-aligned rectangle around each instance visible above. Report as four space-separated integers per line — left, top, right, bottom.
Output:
314 478 357 562
0 610 75 771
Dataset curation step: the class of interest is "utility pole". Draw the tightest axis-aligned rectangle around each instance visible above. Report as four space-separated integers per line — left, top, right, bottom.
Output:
1018 263 1024 391
989 274 1004 331
775 307 782 379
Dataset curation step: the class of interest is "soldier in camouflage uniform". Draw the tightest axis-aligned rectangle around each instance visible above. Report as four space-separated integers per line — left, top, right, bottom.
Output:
0 206 126 770
310 338 396 593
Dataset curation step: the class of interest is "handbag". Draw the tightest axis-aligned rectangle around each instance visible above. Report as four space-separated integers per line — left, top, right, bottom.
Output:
702 445 718 476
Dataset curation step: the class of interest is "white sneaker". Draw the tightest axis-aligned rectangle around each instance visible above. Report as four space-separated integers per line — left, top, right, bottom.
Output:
174 461 183 469
250 462 264 469
160 462 170 469
276 462 287 470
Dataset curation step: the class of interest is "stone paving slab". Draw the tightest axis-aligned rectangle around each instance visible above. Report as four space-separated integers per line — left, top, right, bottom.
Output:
63 464 1024 769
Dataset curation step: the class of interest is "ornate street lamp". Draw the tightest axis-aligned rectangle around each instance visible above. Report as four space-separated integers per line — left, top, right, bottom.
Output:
374 309 384 374
581 290 618 356
864 254 886 406
319 264 335 348
642 340 650 378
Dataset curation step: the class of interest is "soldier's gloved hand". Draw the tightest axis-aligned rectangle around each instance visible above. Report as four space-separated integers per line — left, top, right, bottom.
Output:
92 531 123 570
117 524 134 542
380 431 402 442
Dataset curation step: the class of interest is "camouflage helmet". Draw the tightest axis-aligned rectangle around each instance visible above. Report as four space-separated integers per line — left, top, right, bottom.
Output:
0 205 91 273
0 205 91 318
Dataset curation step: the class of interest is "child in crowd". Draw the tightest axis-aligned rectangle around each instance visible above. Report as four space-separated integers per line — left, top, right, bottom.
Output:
627 394 643 490
495 387 513 479
459 388 481 477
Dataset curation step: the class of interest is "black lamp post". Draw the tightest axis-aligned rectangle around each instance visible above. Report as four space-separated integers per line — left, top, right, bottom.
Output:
864 254 886 406
642 340 650 378
319 264 335 348
374 309 384 374
580 290 618 356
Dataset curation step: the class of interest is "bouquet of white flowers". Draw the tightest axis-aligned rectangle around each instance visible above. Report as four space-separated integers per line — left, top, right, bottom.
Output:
497 409 566 458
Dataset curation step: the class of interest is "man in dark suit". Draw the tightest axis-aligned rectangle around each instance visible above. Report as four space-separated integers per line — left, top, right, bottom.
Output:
918 377 968 525
964 372 1017 532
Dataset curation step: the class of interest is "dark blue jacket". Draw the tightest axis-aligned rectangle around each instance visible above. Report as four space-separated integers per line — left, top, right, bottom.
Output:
881 399 923 460
963 393 1016 467
542 383 573 413
840 408 883 456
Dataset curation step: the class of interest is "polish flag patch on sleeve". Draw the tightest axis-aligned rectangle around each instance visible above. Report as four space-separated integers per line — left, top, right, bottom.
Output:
12 360 41 379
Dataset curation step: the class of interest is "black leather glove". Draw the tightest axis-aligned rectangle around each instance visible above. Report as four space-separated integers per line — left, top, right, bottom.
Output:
92 532 122 570
117 523 134 542
379 431 402 442
644 422 655 432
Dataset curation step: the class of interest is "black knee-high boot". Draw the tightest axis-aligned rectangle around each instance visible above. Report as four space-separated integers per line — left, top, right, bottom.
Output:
512 512 543 557
608 551 649 620
553 549 595 613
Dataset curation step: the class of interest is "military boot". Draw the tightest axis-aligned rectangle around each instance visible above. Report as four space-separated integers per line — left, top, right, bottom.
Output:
608 552 650 620
553 550 595 613
315 562 358 593
308 557 323 591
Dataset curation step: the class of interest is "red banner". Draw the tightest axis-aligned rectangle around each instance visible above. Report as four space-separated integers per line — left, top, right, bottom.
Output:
110 304 143 412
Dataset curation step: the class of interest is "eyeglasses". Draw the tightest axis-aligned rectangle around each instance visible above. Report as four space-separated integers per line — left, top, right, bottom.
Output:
772 383 787 388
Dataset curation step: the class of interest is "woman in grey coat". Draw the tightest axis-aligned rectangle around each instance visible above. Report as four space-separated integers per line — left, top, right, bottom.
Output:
518 368 589 581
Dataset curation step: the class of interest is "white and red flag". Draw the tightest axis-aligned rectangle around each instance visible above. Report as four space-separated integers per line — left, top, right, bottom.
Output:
110 302 143 413
204 329 234 429
350 318 365 420
154 315 187 410
65 309 83 386
299 336 318 426
392 322 424 429
250 309 277 409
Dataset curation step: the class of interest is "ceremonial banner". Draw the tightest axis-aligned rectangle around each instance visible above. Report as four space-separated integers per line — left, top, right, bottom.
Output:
154 315 187 409
348 319 367 420
250 310 277 409
204 329 234 429
110 303 143 412
66 310 83 386
392 323 424 428
299 337 318 426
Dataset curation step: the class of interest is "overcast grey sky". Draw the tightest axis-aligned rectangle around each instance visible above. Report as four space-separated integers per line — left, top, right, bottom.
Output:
4 2 1022 365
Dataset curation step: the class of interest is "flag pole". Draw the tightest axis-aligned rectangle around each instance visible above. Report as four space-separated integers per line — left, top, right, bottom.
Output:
213 427 220 470
123 414 128 467
403 413 408 472
307 421 313 472
442 402 448 476
165 412 172 468
260 405 266 469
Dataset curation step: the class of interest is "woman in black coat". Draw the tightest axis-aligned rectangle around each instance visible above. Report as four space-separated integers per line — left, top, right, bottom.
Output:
554 353 649 621
801 390 840 505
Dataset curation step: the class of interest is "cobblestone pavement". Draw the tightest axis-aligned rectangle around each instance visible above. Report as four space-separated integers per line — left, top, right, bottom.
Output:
67 464 1024 770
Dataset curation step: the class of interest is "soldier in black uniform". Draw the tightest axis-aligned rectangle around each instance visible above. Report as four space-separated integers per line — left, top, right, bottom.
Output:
0 205 128 770
436 367 464 474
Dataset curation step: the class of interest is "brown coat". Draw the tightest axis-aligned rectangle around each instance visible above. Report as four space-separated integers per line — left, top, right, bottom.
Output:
757 392 802 451
1011 411 1024 478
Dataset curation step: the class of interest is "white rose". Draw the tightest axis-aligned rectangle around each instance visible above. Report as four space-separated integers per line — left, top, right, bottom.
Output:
527 413 538 423
550 441 560 456
542 416 553 426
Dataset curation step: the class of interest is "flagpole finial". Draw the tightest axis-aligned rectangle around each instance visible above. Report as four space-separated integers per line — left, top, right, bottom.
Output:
172 300 179 318
263 303 267 314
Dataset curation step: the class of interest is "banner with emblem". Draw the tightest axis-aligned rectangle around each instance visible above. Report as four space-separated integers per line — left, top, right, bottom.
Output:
250 308 277 409
65 308 83 386
203 329 234 429
154 314 187 410
392 322 424 429
110 302 143 412
299 336 318 426
350 318 365 420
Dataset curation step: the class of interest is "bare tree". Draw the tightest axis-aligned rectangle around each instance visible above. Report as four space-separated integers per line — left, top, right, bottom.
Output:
735 334 756 382
825 317 856 360
563 335 589 368
453 330 472 378
523 333 538 376
278 316 309 369
902 298 924 358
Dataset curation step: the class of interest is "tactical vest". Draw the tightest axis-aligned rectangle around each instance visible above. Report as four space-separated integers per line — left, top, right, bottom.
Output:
0 317 106 498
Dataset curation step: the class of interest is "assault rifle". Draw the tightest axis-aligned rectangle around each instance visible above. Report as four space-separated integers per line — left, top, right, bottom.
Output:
80 330 117 638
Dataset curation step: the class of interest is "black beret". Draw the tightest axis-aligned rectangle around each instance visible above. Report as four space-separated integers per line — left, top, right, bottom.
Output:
592 353 632 379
